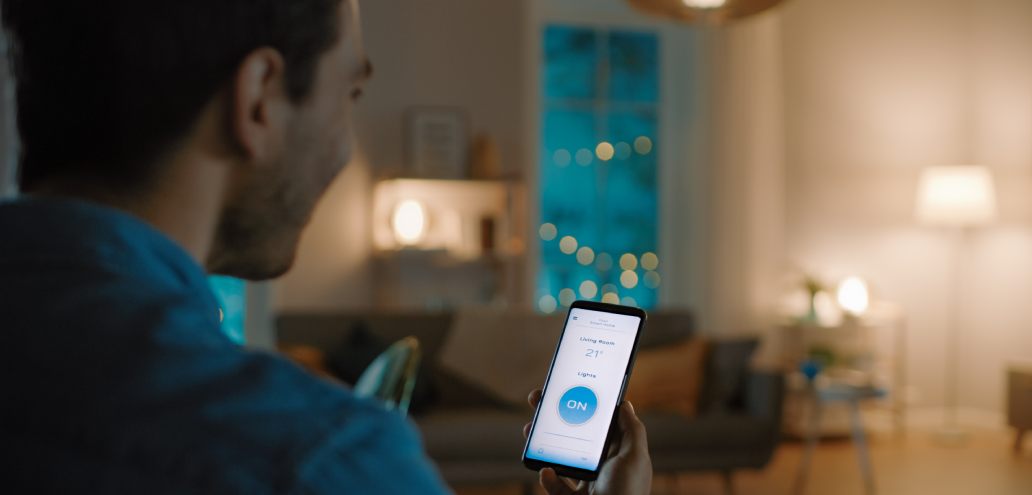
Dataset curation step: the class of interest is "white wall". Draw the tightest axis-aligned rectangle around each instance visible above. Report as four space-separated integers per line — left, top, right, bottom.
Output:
782 0 1032 417
274 0 530 311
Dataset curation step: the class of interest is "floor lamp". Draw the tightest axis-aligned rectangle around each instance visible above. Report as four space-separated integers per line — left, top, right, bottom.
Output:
915 165 997 443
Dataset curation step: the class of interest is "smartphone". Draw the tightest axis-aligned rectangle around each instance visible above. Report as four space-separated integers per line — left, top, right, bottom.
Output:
522 300 647 481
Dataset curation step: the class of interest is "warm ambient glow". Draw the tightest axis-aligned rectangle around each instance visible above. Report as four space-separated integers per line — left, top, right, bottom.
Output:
595 142 615 161
620 253 638 271
837 276 870 316
602 292 620 304
682 0 727 8
915 166 997 227
391 200 427 245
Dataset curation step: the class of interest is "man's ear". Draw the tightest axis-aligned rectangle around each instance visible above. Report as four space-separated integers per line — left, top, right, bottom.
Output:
230 47 289 163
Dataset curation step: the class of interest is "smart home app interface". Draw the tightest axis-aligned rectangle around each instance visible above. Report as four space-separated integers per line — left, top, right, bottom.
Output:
525 308 641 471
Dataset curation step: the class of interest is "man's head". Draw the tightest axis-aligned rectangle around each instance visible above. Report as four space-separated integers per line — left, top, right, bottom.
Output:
2 0 371 279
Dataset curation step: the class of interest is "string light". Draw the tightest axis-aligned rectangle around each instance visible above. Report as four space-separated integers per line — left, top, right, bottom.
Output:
538 295 558 314
576 247 596 266
620 270 639 289
539 223 558 241
641 252 659 271
634 136 653 155
579 280 599 299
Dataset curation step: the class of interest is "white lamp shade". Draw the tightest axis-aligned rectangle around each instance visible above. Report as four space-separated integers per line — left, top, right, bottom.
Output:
915 166 997 227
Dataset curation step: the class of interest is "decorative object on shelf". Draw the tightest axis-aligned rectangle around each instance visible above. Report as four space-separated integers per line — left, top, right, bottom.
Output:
626 0 789 25
1007 363 1032 455
915 165 997 445
469 134 504 180
406 107 469 179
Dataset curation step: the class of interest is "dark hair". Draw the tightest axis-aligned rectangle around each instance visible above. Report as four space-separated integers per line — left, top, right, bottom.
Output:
2 0 342 191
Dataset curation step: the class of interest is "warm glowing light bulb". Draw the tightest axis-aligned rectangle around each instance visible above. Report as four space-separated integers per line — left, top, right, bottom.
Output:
602 292 620 304
620 253 638 271
837 276 870 316
595 142 615 161
392 200 427 245
682 0 726 8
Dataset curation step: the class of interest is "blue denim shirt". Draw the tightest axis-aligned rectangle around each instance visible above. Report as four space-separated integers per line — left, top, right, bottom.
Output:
0 198 450 494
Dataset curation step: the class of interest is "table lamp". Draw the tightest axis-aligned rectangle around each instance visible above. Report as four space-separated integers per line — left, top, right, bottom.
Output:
915 165 997 443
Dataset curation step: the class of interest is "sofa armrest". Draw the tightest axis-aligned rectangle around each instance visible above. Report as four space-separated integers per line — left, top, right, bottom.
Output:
745 369 786 422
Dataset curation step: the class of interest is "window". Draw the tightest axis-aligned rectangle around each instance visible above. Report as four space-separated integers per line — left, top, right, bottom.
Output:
537 25 661 313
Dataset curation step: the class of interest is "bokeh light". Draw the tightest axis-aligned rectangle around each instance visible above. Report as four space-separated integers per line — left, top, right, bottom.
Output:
620 270 639 289
539 223 558 241
538 295 558 314
579 280 599 299
634 136 653 155
576 246 596 266
559 288 577 307
559 236 578 254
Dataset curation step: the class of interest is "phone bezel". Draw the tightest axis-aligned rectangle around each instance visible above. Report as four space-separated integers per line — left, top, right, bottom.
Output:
521 300 648 481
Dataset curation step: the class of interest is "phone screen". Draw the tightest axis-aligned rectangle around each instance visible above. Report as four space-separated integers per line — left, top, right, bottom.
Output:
523 306 643 472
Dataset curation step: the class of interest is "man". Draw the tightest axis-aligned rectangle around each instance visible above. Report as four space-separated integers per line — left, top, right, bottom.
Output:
0 1 651 494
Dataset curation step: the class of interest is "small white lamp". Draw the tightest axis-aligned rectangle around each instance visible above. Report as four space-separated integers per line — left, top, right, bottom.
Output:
391 200 428 246
915 165 997 443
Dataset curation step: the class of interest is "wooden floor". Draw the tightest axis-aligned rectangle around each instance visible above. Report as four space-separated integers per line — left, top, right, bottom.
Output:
455 427 1032 495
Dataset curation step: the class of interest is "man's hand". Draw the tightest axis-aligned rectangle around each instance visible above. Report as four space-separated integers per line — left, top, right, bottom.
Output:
523 390 653 495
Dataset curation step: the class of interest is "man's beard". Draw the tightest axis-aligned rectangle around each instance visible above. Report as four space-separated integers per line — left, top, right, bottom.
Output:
206 169 310 281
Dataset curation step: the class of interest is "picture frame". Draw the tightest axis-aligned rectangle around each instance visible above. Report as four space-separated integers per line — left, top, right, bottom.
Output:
406 107 470 179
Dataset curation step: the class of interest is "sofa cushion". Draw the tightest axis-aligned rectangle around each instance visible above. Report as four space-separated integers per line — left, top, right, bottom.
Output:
624 338 708 417
437 309 564 407
417 409 530 461
697 338 759 413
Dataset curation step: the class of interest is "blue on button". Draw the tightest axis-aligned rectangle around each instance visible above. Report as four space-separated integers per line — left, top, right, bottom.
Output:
557 386 598 425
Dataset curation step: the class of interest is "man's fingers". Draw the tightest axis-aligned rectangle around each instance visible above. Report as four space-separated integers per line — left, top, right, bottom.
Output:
539 469 578 495
523 422 531 439
617 401 649 457
528 389 543 408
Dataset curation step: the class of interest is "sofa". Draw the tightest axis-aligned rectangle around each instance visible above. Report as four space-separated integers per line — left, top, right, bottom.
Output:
276 310 784 488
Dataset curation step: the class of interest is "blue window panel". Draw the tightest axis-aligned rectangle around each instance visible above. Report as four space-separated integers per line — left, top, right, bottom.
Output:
608 31 659 104
543 25 598 101
539 25 661 311
208 276 246 345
